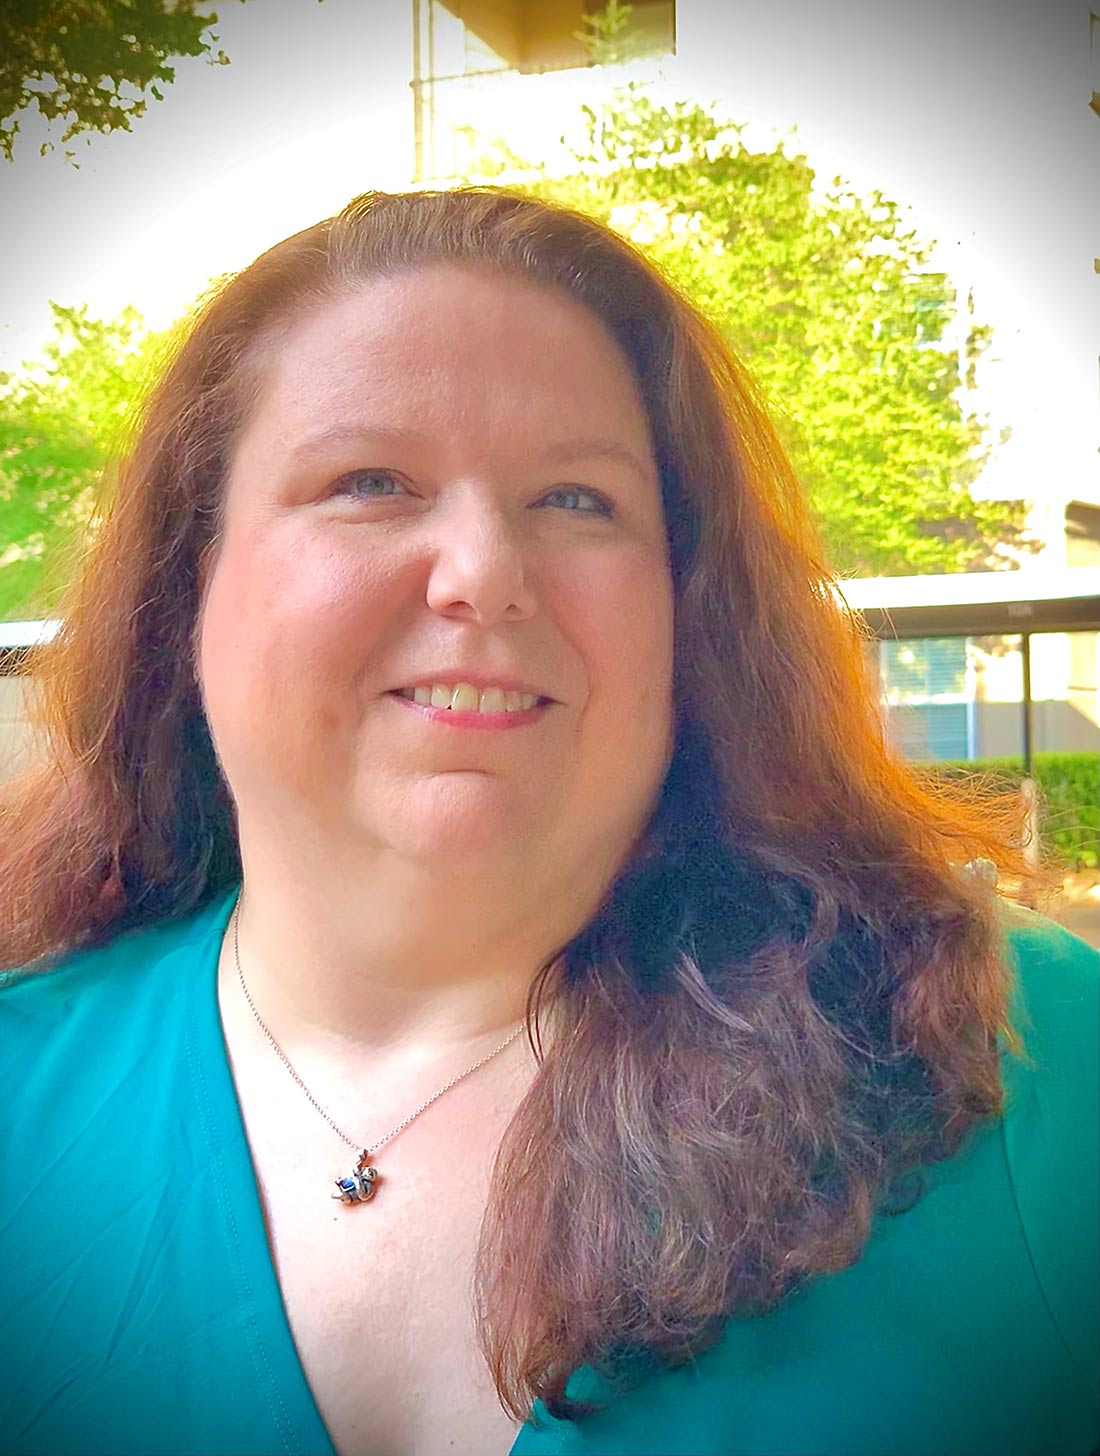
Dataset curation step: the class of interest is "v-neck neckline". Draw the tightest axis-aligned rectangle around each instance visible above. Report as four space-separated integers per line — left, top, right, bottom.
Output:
184 885 550 1456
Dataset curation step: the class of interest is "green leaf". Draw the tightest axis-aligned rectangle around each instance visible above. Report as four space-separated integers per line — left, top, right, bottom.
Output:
1 0 246 162
0 302 177 619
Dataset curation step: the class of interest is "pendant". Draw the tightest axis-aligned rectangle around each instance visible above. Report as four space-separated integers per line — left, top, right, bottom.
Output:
332 1150 380 1204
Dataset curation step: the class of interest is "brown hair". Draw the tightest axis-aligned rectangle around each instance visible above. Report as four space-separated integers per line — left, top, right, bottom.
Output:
0 187 1058 1423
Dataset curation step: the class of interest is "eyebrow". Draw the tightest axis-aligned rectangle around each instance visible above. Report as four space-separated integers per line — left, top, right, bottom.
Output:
289 425 653 478
543 438 654 478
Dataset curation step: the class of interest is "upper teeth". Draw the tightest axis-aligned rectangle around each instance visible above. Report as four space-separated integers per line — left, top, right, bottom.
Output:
399 683 541 713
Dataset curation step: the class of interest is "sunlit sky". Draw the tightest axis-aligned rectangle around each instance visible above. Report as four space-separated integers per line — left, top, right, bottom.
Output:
2 0 1096 508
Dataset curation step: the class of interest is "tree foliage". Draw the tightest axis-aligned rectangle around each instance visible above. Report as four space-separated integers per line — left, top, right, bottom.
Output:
0 1 1037 620
477 2 1031 576
1 0 232 161
0 304 171 618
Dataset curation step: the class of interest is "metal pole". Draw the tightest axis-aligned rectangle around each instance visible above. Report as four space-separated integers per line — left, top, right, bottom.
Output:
1019 632 1040 900
411 0 424 182
410 0 436 182
426 0 436 180
1020 631 1033 777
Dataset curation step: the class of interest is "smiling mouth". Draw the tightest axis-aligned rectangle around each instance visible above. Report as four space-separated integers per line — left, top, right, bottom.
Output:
386 690 552 729
390 685 551 715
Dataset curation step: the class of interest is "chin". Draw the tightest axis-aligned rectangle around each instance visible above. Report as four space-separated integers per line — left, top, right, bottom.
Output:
358 775 540 866
381 826 529 877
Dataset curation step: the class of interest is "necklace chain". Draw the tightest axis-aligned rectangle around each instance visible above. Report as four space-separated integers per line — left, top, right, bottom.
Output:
231 896 526 1157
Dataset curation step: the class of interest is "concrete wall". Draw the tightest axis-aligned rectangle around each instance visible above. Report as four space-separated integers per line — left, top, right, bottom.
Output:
974 698 1100 757
0 676 43 779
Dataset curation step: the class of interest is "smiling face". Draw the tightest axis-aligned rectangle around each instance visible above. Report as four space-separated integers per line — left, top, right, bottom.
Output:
197 264 675 904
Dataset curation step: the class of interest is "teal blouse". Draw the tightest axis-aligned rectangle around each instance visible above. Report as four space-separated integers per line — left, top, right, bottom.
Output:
1 886 1097 1456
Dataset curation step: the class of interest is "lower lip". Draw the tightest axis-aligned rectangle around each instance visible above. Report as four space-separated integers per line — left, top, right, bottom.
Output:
386 692 552 730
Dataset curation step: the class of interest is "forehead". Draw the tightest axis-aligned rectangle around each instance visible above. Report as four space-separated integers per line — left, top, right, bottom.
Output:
241 264 653 451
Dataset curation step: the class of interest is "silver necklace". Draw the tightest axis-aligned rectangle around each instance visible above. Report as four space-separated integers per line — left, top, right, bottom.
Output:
231 896 526 1205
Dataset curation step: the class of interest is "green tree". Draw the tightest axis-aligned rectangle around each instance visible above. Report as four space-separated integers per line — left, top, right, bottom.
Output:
475 2 1031 576
1 0 236 161
0 303 172 618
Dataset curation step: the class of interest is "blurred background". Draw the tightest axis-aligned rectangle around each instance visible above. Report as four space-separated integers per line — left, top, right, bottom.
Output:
1 0 1097 939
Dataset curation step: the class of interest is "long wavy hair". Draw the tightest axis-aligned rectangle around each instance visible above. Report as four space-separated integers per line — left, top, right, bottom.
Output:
0 187 1058 1423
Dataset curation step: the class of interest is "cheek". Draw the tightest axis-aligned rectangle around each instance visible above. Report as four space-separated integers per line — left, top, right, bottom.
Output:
564 547 675 701
551 545 675 792
556 550 675 844
204 524 383 646
196 523 396 737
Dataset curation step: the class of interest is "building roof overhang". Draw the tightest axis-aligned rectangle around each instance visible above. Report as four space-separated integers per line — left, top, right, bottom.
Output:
833 567 1100 639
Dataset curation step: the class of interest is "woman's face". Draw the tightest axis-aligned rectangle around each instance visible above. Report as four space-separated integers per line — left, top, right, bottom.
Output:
197 264 675 895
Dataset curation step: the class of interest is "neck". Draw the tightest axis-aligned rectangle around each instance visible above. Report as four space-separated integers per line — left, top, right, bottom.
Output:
224 839 601 1062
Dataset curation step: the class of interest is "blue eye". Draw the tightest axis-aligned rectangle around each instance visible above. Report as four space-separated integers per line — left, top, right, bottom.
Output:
330 471 613 518
332 469 407 499
542 487 614 518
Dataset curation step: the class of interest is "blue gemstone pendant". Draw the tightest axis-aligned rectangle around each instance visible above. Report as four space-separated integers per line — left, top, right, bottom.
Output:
333 1150 379 1204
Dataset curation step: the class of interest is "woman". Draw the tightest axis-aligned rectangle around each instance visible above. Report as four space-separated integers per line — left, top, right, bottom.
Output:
0 187 1096 1456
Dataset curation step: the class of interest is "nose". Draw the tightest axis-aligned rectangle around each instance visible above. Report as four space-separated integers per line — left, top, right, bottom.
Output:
424 489 538 624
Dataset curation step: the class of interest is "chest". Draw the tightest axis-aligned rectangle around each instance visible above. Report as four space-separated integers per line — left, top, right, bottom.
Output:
226 1038 530 1456
264 1151 522 1456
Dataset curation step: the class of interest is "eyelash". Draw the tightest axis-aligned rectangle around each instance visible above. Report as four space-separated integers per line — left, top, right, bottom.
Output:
330 470 615 518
